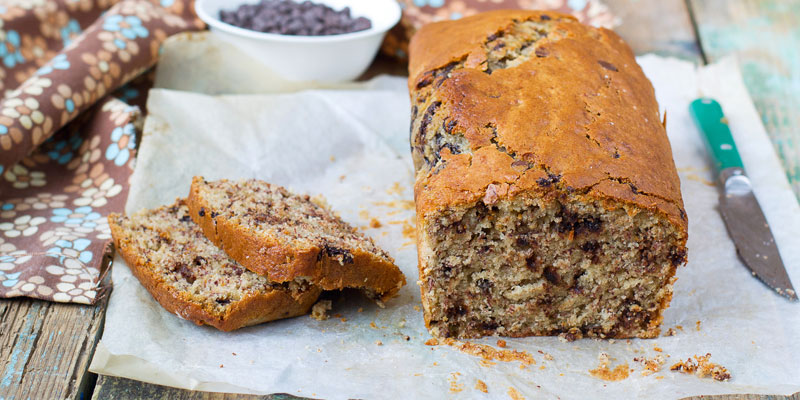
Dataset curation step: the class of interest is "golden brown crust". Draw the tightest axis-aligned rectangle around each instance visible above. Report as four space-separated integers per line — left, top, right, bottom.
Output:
409 10 687 339
408 10 687 236
109 213 320 332
187 177 406 301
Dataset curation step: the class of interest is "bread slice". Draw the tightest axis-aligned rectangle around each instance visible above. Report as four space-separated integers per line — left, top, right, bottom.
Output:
109 200 321 331
186 176 406 301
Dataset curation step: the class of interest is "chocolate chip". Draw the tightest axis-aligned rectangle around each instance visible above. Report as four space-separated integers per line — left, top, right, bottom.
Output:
669 247 687 267
417 101 441 143
486 32 500 42
215 298 231 305
444 118 457 134
179 214 192 222
475 278 493 293
540 14 551 21
416 75 434 89
535 47 549 57
210 211 219 218
543 266 560 285
580 241 600 253
628 183 639 194
613 151 620 159
193 256 206 265
198 207 206 217
323 244 354 264
598 60 618 72
173 262 195 284
219 0 372 36
536 172 561 187
445 303 467 318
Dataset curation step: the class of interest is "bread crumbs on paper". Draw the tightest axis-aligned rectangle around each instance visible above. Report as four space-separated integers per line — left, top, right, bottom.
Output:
448 372 464 393
370 218 382 228
496 339 507 348
475 379 488 393
370 321 378 329
414 305 421 312
634 354 666 376
507 387 525 400
696 320 702 331
387 182 404 196
310 300 332 320
375 340 383 346
480 359 497 367
670 353 731 381
358 210 370 220
425 338 535 366
589 353 630 381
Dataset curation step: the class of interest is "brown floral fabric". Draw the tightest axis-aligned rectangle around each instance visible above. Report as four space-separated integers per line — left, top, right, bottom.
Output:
381 0 619 59
0 0 202 304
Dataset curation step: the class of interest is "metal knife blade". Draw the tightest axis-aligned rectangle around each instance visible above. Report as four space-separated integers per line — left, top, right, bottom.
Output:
718 168 797 300
690 98 797 301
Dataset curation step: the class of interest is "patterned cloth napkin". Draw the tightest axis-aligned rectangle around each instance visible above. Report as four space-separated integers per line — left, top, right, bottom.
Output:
0 0 202 304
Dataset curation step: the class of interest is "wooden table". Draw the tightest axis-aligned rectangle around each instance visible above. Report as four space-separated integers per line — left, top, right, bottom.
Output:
2 1 799 399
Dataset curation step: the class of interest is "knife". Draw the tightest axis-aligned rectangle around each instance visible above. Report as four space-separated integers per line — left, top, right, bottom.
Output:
689 98 797 301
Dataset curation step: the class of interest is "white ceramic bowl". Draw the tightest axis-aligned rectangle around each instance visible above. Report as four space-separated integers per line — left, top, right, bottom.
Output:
195 0 401 82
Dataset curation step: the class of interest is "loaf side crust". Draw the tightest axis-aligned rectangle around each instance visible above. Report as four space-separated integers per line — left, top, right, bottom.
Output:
187 177 406 300
109 207 320 332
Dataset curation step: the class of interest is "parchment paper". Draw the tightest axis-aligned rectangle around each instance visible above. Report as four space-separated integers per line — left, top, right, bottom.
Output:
89 33 800 398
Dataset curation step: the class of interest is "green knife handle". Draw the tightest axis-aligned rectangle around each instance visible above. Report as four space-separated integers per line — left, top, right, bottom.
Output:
689 98 744 173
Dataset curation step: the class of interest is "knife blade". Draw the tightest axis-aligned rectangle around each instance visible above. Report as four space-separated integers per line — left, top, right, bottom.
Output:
690 98 797 301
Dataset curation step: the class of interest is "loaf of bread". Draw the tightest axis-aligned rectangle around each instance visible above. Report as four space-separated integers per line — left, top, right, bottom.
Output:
187 177 406 301
408 10 688 339
109 200 321 331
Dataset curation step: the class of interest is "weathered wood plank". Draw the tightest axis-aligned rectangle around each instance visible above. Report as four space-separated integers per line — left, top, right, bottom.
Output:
604 0 703 61
0 295 107 400
682 393 800 400
91 377 301 400
689 0 800 198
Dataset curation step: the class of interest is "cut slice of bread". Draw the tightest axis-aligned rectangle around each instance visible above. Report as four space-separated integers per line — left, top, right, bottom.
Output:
109 199 321 331
187 176 406 301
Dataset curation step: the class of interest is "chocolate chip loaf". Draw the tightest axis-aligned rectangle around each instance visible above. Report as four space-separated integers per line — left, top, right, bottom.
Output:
187 177 406 301
109 200 321 331
408 10 688 339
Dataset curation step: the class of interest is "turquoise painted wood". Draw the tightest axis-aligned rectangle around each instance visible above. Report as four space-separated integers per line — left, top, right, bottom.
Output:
690 98 745 173
690 0 800 199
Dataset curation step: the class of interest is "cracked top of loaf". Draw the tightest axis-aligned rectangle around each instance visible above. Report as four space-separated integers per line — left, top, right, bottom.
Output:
408 10 686 233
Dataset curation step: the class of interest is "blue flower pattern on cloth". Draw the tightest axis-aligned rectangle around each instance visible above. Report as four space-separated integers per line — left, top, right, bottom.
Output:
413 0 445 7
106 123 136 166
103 15 149 40
46 238 93 264
60 19 82 47
0 30 25 68
45 133 83 164
1 271 22 287
36 54 71 76
51 206 102 228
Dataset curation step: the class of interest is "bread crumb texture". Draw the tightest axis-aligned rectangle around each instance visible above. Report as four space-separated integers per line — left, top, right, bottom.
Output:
589 352 630 381
670 353 731 381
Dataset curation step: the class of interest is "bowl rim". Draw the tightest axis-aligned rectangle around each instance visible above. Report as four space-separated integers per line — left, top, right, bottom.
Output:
195 0 402 43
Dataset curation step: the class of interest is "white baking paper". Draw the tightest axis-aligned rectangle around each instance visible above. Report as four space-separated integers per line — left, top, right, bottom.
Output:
89 33 800 399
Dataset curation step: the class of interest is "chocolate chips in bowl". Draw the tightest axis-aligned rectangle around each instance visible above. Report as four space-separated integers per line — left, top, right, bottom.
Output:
219 0 372 36
195 0 400 82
